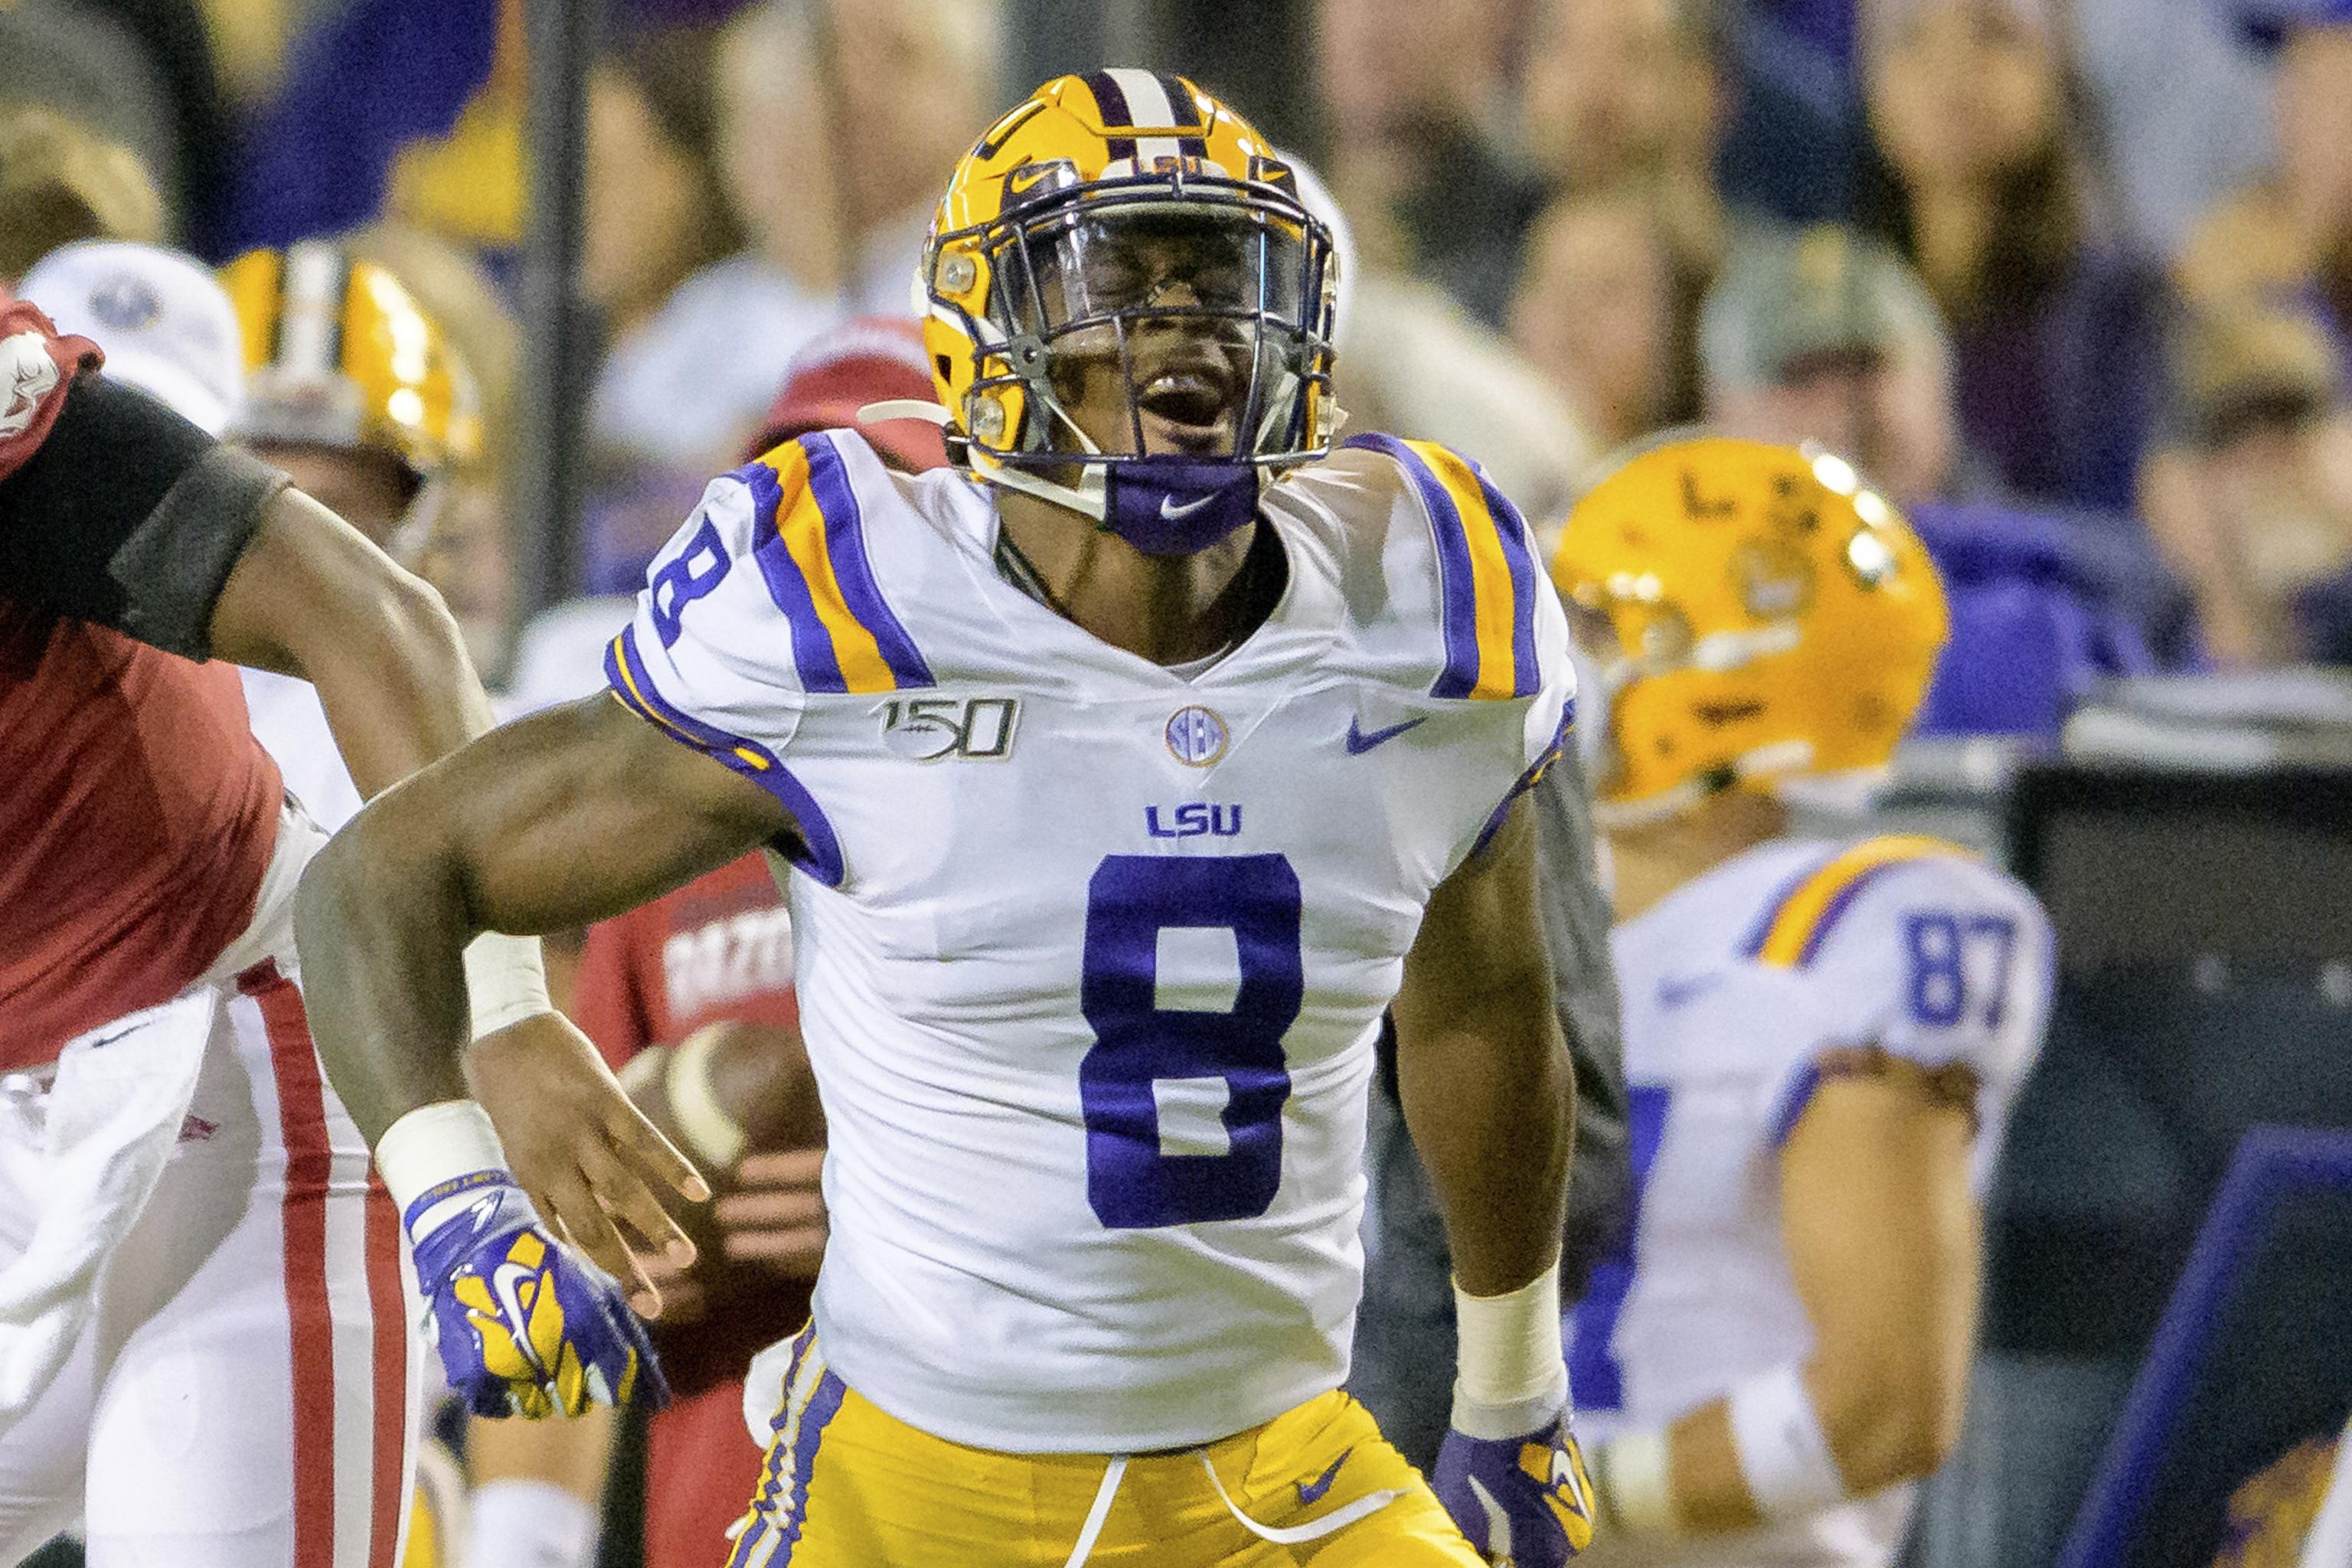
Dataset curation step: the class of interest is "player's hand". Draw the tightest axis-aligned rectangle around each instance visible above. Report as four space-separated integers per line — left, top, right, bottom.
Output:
1433 1405 1597 1566
713 1148 828 1275
406 1170 670 1419
466 1011 709 1315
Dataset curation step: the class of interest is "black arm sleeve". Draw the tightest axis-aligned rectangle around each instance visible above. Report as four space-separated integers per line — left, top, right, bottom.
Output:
0 372 289 659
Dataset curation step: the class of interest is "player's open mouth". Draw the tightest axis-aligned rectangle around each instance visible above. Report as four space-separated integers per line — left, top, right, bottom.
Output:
1137 365 1239 450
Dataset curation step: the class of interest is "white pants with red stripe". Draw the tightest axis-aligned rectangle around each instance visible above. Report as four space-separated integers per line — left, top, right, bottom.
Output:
0 807 420 1567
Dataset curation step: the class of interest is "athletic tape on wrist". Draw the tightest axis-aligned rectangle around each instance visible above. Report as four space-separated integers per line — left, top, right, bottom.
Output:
1593 1430 1677 1538
1727 1364 1851 1520
462 930 552 1040
375 1099 509 1231
667 1024 749 1170
1449 1269 1570 1438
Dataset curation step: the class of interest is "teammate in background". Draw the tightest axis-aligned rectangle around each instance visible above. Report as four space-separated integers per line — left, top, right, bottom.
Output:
297 74 1598 1566
0 300 675 1564
223 240 485 829
1548 437 2053 1566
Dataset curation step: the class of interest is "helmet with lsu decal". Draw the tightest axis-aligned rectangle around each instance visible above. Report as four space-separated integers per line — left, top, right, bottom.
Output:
1550 434 1949 822
917 71 1339 557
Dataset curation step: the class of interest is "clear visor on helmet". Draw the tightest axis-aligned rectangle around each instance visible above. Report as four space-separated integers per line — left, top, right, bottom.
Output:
986 200 1331 463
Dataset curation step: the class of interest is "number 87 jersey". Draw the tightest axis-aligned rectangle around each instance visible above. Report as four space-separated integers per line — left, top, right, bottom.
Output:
606 427 1573 1454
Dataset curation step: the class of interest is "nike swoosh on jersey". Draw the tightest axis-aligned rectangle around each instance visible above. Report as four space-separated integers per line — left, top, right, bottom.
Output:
1344 716 1427 754
1297 1447 1352 1505
1160 492 1217 519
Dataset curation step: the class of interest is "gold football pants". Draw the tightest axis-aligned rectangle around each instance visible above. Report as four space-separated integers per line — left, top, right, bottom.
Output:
724 1328 1483 1566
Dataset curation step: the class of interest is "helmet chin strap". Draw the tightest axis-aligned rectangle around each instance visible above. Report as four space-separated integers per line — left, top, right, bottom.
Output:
960 377 1264 557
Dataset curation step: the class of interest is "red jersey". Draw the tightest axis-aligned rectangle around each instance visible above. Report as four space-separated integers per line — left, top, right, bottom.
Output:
0 608 282 1067
0 302 283 1068
572 851 799 1070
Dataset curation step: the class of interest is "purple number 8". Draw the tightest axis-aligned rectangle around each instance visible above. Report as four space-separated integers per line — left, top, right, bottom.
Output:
649 518 730 647
1078 854 1302 1229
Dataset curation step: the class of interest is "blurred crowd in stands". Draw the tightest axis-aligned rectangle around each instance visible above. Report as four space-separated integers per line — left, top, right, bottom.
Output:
4 0 2350 737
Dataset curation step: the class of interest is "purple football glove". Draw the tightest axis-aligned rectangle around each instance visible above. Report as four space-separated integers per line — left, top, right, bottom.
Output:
1434 1406 1598 1566
404 1170 668 1419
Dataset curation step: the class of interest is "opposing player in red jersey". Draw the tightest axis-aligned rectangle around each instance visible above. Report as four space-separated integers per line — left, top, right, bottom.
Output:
0 302 694 1568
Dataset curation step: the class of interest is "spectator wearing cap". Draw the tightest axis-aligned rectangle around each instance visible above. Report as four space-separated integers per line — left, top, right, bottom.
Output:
1704 224 2197 737
1854 0 2174 515
2141 300 2352 666
18 239 241 436
2178 0 2352 376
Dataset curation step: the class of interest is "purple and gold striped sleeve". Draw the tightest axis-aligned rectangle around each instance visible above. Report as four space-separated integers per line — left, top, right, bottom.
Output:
1343 433 1546 702
604 432 929 887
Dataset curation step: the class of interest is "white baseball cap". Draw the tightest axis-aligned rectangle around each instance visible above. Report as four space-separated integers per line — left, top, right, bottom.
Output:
18 240 245 436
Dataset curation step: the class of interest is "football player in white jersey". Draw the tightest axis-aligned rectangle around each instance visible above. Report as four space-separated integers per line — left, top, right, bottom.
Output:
1547 436 2053 1567
296 73 1604 1566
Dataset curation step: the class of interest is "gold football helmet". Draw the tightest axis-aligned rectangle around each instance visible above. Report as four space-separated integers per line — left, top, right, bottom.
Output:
221 240 482 485
917 71 1338 552
1550 436 1949 818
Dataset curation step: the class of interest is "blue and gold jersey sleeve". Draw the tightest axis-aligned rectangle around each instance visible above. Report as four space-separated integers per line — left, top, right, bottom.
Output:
606 431 933 887
1742 837 2055 1156
1342 433 1552 704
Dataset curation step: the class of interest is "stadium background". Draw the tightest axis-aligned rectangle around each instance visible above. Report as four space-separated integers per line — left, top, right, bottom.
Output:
4 0 2350 1564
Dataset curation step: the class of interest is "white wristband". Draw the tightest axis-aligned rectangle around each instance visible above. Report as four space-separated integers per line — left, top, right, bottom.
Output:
1450 1269 1570 1438
1727 1364 1851 1520
375 1099 510 1231
462 931 552 1040
667 1024 749 1171
1593 1429 1678 1537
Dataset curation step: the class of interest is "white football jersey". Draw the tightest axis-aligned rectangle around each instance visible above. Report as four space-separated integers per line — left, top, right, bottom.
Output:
611 428 1573 1452
1570 835 2053 1568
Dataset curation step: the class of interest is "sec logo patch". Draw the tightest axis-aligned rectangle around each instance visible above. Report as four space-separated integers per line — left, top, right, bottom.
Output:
1165 705 1229 767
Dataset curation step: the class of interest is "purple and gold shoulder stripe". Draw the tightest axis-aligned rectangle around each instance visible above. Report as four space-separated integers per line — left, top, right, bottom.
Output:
603 628 847 888
740 432 934 697
1345 433 1543 702
1741 835 1973 969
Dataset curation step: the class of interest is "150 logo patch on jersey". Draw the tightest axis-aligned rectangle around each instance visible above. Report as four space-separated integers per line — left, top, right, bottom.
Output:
878 697 1020 761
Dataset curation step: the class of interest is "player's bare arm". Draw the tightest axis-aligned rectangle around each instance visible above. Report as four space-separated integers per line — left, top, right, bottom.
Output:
1395 793 1597 1561
1620 1057 1978 1535
1391 796 1575 1299
209 484 493 798
296 694 793 1294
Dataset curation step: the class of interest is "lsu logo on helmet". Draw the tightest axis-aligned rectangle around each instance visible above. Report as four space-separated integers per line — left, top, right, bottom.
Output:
1550 436 1949 819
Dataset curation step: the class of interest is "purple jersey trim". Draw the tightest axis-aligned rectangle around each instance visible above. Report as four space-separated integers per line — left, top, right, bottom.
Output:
774 1369 848 1561
799 433 935 689
1474 463 1542 698
1344 433 1484 699
1766 1061 1824 1148
604 628 847 888
738 459 850 694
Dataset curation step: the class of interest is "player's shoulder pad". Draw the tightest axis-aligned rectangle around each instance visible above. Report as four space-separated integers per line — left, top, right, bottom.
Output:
629 429 936 701
1739 834 2047 974
1290 432 1560 704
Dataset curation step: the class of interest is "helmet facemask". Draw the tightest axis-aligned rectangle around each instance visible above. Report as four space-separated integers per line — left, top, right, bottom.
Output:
942 168 1338 554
